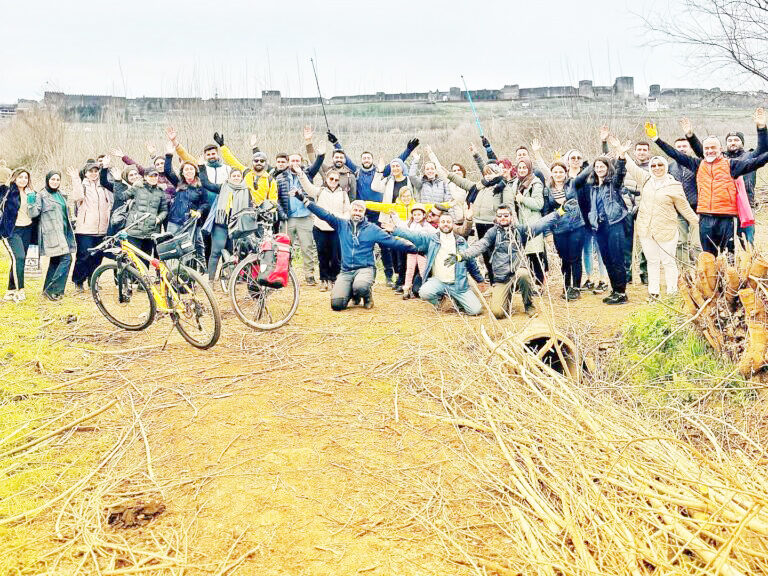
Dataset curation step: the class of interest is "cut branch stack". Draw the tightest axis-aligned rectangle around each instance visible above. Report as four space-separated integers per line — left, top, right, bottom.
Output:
678 249 768 376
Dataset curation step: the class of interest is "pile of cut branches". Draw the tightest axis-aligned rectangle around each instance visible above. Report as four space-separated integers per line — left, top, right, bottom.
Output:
679 249 768 376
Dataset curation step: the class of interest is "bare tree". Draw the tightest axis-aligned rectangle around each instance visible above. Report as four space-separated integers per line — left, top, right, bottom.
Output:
642 0 768 84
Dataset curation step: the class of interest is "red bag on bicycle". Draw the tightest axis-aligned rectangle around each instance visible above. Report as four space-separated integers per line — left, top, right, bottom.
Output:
257 233 291 288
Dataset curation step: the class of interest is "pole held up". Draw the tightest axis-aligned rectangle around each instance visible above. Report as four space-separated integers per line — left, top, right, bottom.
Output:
461 75 483 136
310 58 330 132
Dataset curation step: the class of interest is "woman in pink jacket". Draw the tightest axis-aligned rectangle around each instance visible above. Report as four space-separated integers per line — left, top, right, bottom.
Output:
68 162 113 290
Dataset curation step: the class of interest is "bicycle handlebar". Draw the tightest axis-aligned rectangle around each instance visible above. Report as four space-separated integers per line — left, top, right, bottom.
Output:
87 213 152 254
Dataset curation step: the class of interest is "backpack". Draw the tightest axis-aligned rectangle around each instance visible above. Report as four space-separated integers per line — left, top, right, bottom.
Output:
256 233 292 288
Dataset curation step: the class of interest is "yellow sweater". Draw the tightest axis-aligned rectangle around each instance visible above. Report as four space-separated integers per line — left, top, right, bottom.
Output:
365 200 434 222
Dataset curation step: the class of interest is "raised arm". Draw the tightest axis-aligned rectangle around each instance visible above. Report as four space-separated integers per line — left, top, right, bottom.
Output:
166 126 197 165
220 145 247 172
163 147 180 186
481 136 497 161
646 122 700 172
198 168 221 194
99 167 115 192
531 140 552 182
296 169 323 199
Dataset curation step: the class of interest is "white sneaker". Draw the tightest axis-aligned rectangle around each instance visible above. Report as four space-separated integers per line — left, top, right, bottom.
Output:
14 289 26 302
3 291 16 302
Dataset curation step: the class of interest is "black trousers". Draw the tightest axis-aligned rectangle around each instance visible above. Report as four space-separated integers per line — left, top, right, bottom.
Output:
553 227 585 289
699 214 735 256
313 227 341 282
527 251 548 284
72 233 105 287
596 220 627 294
475 223 495 283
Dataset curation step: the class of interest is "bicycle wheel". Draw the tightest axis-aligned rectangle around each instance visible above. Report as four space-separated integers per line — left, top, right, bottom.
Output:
90 262 156 330
170 265 222 349
229 255 299 330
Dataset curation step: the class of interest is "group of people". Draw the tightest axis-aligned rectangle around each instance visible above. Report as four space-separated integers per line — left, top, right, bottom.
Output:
1 108 766 320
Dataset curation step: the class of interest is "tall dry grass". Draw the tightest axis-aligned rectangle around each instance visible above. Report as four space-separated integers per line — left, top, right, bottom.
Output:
1 102 766 189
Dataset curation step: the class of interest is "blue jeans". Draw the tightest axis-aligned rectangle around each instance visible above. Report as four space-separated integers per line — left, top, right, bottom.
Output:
44 253 72 296
207 224 230 281
582 230 607 278
418 277 482 316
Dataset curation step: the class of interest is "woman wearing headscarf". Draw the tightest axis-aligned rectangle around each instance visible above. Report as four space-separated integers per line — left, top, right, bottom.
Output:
27 171 77 300
0 168 34 301
504 158 547 284
613 137 700 300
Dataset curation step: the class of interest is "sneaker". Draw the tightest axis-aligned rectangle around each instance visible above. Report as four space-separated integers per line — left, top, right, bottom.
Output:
43 292 58 302
3 290 16 302
394 285 404 294
319 281 329 292
606 292 628 305
581 280 595 291
14 289 26 302
524 305 537 317
602 292 616 303
402 289 413 300
563 287 581 301
350 295 361 306
592 281 608 294
363 294 374 309
306 276 317 286
75 284 85 293
385 277 394 288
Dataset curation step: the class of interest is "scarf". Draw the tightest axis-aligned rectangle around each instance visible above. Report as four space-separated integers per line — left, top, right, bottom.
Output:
515 158 535 191
207 159 223 169
215 179 247 225
649 156 672 185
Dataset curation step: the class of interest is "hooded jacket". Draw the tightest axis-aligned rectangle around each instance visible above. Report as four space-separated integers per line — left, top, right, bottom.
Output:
28 172 76 257
461 222 525 284
122 181 169 239
306 142 357 202
409 163 453 204
503 176 545 255
305 201 413 271
296 170 350 232
219 146 278 205
446 172 505 224
71 177 114 235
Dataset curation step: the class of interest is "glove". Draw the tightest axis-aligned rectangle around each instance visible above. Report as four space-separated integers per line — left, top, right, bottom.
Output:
644 122 658 140
443 253 462 267
407 138 420 151
481 136 490 148
326 130 338 144
155 216 164 226
557 206 566 217
213 132 224 147
294 189 308 203
189 210 201 219
26 192 36 205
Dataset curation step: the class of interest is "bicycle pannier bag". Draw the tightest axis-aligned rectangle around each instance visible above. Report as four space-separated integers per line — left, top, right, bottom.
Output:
256 233 291 288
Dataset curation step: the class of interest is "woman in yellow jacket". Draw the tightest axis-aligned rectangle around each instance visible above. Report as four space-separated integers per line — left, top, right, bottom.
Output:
365 187 437 225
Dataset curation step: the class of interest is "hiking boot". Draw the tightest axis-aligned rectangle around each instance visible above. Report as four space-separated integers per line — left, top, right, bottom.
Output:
306 276 317 286
394 285 404 294
602 292 616 303
363 294 374 309
3 290 16 302
385 277 394 288
581 280 594 291
606 292 628 305
592 281 608 294
14 289 26 302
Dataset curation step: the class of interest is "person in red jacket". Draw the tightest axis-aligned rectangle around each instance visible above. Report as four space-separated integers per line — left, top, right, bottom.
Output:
647 108 768 256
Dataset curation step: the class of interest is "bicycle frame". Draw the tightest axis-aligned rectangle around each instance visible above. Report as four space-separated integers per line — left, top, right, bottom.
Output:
115 240 184 314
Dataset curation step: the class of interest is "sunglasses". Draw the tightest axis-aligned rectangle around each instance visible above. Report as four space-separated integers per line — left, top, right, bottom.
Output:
328 177 339 182
650 163 665 168
253 158 266 163
571 156 582 160
497 213 512 218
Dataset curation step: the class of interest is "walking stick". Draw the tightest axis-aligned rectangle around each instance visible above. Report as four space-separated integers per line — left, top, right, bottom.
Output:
310 58 330 132
461 75 484 137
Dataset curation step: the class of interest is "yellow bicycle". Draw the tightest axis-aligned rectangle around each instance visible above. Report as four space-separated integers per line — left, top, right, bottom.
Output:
88 215 221 349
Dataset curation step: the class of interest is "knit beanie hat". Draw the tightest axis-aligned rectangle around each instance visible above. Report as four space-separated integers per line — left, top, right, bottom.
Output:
726 131 745 145
390 158 406 173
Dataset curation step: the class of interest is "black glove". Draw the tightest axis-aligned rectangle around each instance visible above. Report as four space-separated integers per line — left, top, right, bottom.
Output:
294 189 308 203
213 132 224 147
406 138 420 151
252 146 261 154
326 130 338 144
481 136 490 148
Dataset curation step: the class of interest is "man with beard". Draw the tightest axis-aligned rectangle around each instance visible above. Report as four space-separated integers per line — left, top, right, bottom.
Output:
621 141 651 284
383 212 485 316
669 118 701 265
304 127 357 202
295 191 414 310
648 108 768 256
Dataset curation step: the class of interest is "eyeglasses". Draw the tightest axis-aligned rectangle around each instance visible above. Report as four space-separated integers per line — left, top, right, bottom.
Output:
571 155 582 160
497 213 512 218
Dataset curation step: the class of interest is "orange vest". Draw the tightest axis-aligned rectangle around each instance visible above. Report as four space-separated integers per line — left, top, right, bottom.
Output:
696 157 737 216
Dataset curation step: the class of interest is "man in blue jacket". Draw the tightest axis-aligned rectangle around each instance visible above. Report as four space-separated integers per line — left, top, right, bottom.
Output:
383 212 485 316
295 191 414 311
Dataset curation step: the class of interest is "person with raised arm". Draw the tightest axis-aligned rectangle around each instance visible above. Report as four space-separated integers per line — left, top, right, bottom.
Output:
120 166 169 258
572 141 629 305
609 136 700 301
669 117 701 266
214 132 278 207
647 108 768 256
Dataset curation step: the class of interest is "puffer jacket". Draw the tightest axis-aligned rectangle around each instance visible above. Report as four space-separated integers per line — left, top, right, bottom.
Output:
122 182 169 239
409 164 453 204
538 184 584 236
71 178 114 235
503 177 545 255
461 223 524 284
28 189 76 257
305 201 413 271
163 155 210 226
447 172 504 224
393 226 483 293
297 170 350 231
573 159 628 228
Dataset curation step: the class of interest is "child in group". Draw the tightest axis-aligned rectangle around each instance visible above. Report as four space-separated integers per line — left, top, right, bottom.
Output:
401 203 436 299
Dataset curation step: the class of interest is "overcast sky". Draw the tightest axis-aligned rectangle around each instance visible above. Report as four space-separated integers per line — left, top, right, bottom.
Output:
0 0 761 103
